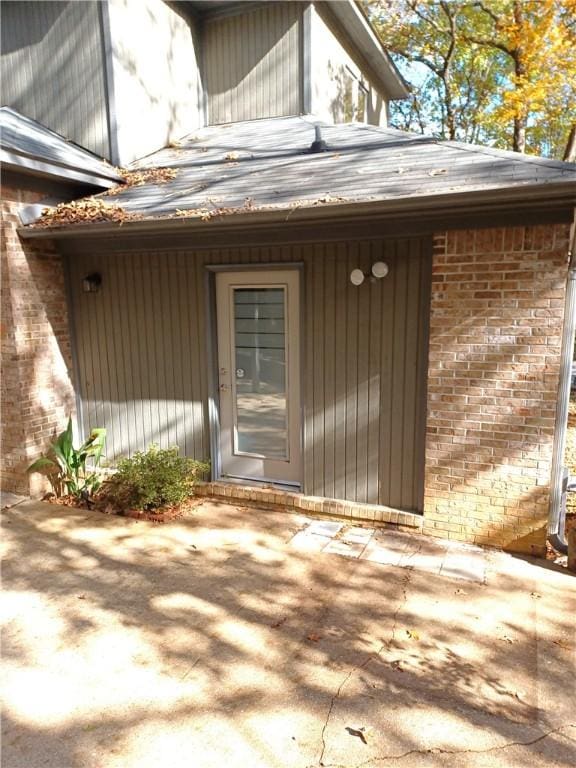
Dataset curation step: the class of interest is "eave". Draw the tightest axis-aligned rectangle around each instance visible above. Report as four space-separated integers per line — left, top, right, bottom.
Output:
1 149 123 189
18 183 576 251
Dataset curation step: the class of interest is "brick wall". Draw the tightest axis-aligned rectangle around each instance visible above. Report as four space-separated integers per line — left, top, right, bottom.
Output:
1 184 75 496
423 225 570 556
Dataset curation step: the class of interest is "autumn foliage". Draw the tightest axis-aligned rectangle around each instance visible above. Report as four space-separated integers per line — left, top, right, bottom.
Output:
366 0 576 158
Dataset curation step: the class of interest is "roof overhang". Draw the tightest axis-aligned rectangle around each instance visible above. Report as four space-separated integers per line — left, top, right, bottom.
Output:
1 148 122 189
324 1 409 100
18 183 575 247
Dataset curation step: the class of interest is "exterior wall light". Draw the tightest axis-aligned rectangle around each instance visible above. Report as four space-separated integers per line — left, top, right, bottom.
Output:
350 262 389 286
82 273 102 293
372 261 389 279
350 268 365 286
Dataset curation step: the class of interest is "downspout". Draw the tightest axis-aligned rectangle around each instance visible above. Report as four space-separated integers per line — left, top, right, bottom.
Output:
548 209 576 554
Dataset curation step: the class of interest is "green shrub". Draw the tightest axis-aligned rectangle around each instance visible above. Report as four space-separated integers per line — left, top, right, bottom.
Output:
28 417 106 502
108 445 209 511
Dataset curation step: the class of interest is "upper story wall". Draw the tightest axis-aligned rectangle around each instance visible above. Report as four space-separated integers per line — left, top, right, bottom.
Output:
1 0 203 166
107 0 203 164
0 1 110 159
1 1 400 166
203 2 302 125
309 3 387 126
202 1 391 127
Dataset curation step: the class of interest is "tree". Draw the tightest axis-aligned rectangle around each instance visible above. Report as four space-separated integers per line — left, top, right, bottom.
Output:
366 0 576 158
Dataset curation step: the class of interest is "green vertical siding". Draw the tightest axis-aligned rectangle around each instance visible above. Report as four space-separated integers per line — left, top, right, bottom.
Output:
68 237 430 512
1 0 110 158
204 2 301 124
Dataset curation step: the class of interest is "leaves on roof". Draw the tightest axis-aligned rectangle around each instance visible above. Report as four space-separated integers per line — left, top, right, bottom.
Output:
34 199 143 228
103 167 179 196
31 190 371 230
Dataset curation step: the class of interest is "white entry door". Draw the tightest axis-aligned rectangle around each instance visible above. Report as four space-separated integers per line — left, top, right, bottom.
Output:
215 270 301 485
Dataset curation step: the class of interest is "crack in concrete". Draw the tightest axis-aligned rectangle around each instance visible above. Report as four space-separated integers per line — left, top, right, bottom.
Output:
317 567 415 767
319 723 575 768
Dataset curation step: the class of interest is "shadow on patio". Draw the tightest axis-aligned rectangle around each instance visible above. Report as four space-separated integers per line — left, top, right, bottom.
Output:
1 500 574 767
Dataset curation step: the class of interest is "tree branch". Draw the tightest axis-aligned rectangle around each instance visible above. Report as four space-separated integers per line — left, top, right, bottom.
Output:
463 34 513 56
472 1 500 26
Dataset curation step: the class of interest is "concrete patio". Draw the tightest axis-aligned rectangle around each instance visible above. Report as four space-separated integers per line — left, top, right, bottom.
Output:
1 499 575 767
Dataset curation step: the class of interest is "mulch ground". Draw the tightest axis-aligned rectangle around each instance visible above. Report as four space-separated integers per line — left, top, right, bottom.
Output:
43 493 204 523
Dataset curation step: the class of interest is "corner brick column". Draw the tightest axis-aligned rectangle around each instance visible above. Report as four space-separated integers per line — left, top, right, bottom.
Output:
1 186 76 495
423 225 570 556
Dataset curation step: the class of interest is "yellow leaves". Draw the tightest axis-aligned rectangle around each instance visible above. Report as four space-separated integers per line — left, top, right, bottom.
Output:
369 0 575 155
35 199 142 228
103 167 179 197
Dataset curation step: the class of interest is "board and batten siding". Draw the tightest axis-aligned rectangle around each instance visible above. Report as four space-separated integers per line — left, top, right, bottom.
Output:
204 2 302 125
1 0 110 159
67 238 431 512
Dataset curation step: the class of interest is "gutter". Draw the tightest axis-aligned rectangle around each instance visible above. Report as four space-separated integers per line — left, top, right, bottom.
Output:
17 181 576 241
548 209 576 555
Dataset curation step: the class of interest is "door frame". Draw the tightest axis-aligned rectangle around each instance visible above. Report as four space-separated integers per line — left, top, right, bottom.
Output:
205 263 304 489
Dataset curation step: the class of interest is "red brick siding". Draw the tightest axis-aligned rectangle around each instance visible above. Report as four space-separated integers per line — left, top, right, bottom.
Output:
423 225 570 556
1 185 75 495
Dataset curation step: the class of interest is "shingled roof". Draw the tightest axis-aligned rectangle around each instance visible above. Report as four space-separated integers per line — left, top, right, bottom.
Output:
23 115 576 235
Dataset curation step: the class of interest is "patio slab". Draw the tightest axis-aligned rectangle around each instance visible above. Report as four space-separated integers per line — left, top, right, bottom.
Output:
289 522 487 583
1 499 575 768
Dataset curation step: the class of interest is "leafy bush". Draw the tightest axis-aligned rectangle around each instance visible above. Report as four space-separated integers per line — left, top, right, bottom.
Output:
28 418 106 502
107 445 209 511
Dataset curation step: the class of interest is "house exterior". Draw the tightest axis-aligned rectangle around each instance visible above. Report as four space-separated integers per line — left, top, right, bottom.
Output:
2 0 575 557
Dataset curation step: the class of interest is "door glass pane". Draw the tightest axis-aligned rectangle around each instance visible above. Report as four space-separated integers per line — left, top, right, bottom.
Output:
233 287 288 459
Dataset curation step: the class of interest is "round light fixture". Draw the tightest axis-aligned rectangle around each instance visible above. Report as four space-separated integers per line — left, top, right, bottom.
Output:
350 269 365 286
372 261 389 279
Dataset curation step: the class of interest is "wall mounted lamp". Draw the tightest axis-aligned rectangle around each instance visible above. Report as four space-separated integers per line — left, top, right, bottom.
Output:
82 272 102 293
350 261 389 286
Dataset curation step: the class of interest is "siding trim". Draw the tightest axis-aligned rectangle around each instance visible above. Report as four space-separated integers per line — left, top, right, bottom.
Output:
414 238 432 510
204 268 221 481
301 3 312 114
63 253 86 444
98 0 119 165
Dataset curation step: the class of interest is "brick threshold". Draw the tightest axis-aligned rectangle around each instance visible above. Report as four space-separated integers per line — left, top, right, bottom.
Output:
196 481 423 531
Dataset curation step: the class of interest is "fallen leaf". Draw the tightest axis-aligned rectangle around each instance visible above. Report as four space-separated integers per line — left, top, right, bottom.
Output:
552 639 571 650
307 633 321 642
36 199 143 228
346 726 374 745
391 659 404 672
77 594 86 600
530 592 542 599
405 629 420 640
454 588 467 595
